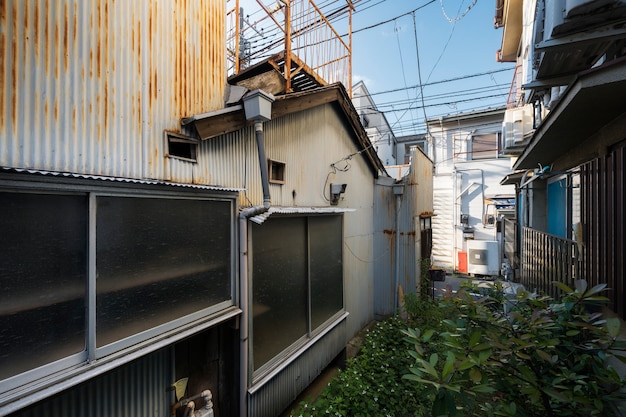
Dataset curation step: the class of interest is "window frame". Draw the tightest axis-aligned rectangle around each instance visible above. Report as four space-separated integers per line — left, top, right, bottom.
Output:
249 214 345 381
0 174 239 406
165 130 199 162
268 159 286 184
471 132 500 160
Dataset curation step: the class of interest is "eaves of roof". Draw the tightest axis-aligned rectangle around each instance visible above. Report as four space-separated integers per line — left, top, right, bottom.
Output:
182 83 387 178
514 56 626 170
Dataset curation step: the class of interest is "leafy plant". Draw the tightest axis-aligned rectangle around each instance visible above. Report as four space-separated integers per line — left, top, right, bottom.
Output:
403 280 626 417
290 317 431 417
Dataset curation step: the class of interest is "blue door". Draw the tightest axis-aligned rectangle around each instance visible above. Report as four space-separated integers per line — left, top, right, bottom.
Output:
547 178 567 238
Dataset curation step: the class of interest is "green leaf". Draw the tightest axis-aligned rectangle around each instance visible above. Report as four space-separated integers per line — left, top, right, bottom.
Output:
469 367 482 384
422 329 436 342
606 317 621 338
442 352 455 380
554 281 574 293
536 349 552 362
575 279 588 294
471 384 496 393
469 330 482 348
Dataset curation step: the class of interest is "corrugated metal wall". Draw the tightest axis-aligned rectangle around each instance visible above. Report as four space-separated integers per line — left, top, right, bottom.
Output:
197 104 377 338
0 0 225 182
11 349 172 417
432 175 454 269
248 319 346 417
373 148 433 318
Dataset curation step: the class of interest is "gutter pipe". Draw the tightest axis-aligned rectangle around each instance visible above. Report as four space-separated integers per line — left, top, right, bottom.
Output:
239 121 271 417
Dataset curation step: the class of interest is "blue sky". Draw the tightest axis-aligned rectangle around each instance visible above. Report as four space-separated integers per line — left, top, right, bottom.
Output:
232 0 516 136
350 0 515 135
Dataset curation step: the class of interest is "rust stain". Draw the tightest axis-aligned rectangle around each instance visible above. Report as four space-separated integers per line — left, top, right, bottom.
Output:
54 6 59 79
73 2 77 42
0 2 7 126
11 2 17 128
137 19 141 75
33 1 38 55
96 1 101 78
44 1 49 73
63 2 69 71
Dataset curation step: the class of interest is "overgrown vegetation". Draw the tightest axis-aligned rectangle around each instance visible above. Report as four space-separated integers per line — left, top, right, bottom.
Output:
404 280 626 416
290 280 626 417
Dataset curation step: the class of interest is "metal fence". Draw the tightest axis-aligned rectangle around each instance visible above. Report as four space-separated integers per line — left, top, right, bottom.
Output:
521 227 580 299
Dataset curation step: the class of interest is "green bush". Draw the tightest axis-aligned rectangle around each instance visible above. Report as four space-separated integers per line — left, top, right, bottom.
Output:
403 280 626 417
290 315 433 417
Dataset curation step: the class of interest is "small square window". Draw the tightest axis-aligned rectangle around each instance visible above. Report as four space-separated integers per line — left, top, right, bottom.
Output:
166 131 198 162
268 159 285 184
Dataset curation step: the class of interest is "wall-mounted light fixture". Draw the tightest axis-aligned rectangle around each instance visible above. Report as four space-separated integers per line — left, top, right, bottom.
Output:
329 183 347 205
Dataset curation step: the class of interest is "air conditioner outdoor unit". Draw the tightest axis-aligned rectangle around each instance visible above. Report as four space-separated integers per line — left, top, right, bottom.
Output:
467 240 500 276
502 105 534 149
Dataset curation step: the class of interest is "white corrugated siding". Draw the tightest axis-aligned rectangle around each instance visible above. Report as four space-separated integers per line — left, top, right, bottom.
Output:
432 174 454 269
0 0 225 182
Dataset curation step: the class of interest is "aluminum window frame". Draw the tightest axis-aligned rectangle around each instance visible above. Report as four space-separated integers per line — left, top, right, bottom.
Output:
0 174 239 411
249 213 345 382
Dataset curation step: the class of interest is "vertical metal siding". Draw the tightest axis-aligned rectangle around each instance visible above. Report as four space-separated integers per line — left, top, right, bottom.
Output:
432 176 454 268
248 320 346 417
372 148 433 318
195 103 377 337
14 349 172 417
1 0 225 182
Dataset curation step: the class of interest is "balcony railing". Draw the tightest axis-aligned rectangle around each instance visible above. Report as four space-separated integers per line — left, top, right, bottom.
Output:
507 65 523 109
521 227 580 299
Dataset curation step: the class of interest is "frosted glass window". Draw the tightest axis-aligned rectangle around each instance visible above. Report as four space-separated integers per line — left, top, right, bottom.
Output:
0 192 87 380
251 215 344 372
309 216 343 330
96 196 232 347
252 217 307 370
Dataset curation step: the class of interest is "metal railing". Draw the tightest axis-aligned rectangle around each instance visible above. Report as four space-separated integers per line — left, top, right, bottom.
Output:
521 227 580 299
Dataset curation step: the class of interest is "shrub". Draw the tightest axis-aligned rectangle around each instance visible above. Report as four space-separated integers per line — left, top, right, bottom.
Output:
290 315 432 417
403 280 626 417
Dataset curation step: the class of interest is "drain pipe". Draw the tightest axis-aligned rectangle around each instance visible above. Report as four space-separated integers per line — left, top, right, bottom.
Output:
392 184 404 315
239 90 274 417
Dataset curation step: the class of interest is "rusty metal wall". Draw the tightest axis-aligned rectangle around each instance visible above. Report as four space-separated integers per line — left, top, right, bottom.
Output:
581 143 625 318
196 104 378 338
373 147 433 318
0 0 225 182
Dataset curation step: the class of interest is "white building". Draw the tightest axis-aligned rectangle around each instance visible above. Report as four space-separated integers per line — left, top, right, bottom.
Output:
352 81 398 166
426 108 515 275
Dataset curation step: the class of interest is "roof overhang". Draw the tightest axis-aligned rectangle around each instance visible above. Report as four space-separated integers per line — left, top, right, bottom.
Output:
496 0 523 62
514 57 626 170
248 206 356 224
181 83 387 177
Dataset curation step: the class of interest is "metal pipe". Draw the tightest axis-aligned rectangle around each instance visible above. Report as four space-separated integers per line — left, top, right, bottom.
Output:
255 122 271 206
393 192 402 315
239 121 271 417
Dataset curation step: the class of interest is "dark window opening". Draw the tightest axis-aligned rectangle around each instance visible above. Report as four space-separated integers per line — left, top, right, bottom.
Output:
472 133 499 160
167 131 198 161
268 159 285 184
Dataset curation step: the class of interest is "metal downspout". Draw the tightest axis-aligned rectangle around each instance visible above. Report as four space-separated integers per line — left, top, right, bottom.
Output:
240 121 271 417
393 193 401 315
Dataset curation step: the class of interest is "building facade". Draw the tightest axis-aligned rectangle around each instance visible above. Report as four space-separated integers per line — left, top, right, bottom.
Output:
495 0 626 310
426 108 515 274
